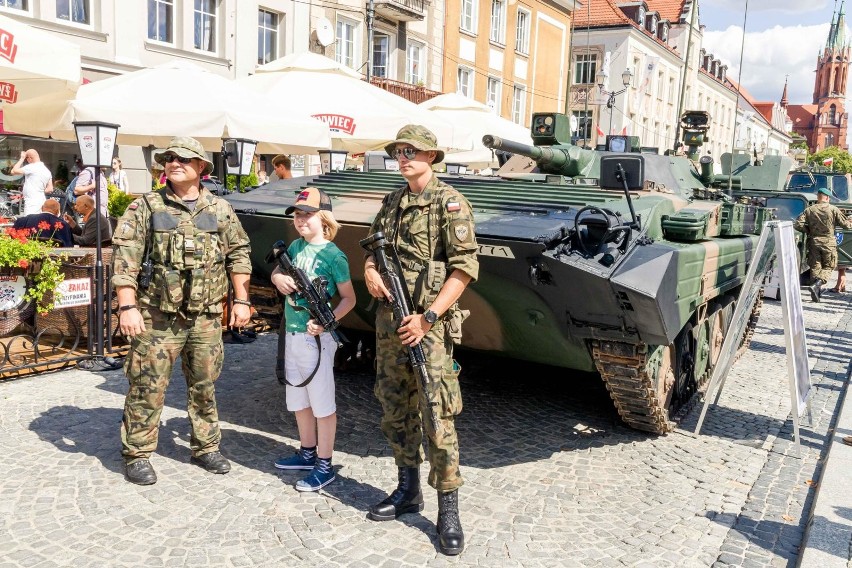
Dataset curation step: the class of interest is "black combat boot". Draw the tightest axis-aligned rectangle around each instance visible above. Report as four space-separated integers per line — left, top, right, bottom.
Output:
811 278 824 303
367 466 423 521
437 489 464 555
125 459 157 485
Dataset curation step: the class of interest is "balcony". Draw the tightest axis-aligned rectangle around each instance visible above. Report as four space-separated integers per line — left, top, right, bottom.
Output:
368 76 441 105
374 0 426 22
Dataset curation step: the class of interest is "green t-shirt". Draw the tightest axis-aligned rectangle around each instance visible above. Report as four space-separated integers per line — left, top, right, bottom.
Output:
284 238 351 333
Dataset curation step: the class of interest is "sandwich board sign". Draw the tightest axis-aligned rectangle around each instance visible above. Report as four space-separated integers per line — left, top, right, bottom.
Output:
694 221 812 456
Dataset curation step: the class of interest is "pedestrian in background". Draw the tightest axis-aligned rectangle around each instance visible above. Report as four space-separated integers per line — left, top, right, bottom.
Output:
111 136 252 486
270 154 293 180
63 194 112 247
13 199 73 247
73 162 108 218
794 186 852 302
110 157 130 193
363 124 479 556
271 186 355 492
11 149 52 216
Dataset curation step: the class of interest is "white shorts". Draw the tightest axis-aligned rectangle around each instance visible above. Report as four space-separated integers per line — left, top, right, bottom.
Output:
284 331 338 418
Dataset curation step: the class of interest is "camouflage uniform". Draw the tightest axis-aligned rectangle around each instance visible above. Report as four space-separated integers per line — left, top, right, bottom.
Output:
794 201 850 281
112 184 252 463
369 173 479 492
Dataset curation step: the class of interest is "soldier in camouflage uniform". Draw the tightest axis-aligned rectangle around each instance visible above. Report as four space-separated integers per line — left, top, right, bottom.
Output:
112 137 252 485
363 125 479 556
794 186 852 302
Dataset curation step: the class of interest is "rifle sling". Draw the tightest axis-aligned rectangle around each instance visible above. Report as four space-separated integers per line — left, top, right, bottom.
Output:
281 333 322 388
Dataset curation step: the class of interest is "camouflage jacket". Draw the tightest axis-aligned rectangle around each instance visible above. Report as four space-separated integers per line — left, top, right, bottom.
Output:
793 202 851 239
111 184 252 314
368 173 479 310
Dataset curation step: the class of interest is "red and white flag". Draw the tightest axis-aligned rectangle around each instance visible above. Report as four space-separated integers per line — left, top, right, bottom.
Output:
824 157 834 166
596 125 605 137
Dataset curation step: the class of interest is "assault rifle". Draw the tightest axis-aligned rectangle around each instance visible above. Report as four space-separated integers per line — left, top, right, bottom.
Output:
266 240 344 344
360 231 443 440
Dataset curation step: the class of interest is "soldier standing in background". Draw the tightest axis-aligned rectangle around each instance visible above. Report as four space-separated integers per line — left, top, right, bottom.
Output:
794 186 852 302
363 125 479 556
111 136 252 485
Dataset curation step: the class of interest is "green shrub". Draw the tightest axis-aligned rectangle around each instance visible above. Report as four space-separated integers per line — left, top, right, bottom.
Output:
108 182 135 218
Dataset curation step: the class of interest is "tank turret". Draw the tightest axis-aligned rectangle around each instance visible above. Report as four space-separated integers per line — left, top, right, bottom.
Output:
482 112 598 177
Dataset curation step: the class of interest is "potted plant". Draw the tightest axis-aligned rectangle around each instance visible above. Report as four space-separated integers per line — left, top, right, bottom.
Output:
0 223 66 313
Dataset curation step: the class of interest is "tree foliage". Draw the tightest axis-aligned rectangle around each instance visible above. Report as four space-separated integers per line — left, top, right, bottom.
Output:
808 146 852 174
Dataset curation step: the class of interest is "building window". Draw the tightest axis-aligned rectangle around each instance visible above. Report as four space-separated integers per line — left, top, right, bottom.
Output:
457 66 474 97
829 104 838 125
0 0 26 9
656 71 664 99
194 0 216 52
490 0 506 44
487 77 501 113
148 0 173 43
56 0 88 24
572 110 593 141
336 16 358 69
372 33 390 78
461 0 477 33
574 54 597 85
258 9 278 65
406 41 424 84
512 85 526 124
515 8 530 55
668 77 675 101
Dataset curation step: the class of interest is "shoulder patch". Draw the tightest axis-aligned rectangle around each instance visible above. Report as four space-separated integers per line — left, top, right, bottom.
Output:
127 202 139 210
446 201 461 212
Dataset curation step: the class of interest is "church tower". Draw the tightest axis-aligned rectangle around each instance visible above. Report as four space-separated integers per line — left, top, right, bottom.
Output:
811 2 849 150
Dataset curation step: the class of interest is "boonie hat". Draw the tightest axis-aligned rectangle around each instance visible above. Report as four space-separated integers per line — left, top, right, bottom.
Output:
384 124 445 164
285 186 332 215
817 187 832 198
154 136 214 176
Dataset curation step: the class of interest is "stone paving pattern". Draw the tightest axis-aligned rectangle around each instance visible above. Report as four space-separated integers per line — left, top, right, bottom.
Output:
0 292 850 567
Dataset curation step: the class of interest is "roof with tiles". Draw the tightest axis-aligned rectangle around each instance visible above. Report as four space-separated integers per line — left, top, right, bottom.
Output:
786 104 817 128
574 0 686 27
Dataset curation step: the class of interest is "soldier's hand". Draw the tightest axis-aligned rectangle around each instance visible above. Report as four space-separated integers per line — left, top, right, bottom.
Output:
365 266 392 301
398 313 427 346
230 303 251 329
119 308 146 338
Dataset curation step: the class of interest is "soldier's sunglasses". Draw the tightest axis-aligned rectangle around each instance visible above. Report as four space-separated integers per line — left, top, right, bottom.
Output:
163 154 194 164
390 147 419 160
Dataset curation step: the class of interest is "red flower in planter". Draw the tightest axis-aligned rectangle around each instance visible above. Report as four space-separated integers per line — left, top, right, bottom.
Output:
17 259 28 269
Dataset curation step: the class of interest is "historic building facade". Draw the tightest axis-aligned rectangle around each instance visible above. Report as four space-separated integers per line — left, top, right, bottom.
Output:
787 5 849 152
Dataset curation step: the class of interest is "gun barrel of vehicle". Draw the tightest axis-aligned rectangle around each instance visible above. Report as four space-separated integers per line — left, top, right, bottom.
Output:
482 135 545 160
482 134 594 177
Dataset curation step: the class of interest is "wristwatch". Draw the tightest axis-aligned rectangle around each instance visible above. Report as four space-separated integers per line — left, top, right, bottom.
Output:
423 309 438 325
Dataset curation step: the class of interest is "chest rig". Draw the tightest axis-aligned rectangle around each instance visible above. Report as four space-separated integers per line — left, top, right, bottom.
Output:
142 190 228 314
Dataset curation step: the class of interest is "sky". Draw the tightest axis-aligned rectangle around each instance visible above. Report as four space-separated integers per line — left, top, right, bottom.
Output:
700 0 843 104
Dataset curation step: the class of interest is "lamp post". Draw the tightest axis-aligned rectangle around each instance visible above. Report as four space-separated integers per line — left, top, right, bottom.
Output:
597 68 633 137
223 138 257 192
317 149 349 174
73 120 121 371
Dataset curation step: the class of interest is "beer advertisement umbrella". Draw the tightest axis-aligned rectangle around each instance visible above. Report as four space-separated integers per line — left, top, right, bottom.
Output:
418 92 533 168
238 52 473 154
0 12 81 105
3 61 331 154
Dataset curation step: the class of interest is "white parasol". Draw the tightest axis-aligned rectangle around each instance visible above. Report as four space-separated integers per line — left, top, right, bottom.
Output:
3 61 331 154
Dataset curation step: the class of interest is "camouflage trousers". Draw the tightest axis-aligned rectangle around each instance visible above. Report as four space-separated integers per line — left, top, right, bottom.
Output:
120 308 224 463
374 304 464 492
807 237 838 282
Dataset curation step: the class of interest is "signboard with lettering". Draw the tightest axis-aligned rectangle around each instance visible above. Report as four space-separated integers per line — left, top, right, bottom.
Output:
0 274 27 310
54 278 91 309
311 114 357 135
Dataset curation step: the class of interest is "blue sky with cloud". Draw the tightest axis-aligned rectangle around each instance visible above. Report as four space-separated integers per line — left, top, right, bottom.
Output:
701 0 843 104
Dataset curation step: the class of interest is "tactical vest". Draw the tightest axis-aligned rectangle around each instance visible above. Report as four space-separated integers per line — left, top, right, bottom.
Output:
142 191 228 314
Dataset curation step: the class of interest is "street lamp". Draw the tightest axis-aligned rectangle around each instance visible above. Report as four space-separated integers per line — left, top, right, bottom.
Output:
597 68 633 137
73 120 121 371
317 149 349 173
223 138 257 192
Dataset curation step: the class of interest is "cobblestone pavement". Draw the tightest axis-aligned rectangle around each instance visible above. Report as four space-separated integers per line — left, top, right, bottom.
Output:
0 293 850 568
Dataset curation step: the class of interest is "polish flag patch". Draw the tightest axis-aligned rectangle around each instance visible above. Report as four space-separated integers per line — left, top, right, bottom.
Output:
446 201 461 212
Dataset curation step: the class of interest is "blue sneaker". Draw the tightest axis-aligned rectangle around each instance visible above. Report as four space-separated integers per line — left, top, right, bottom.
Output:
274 449 316 470
295 465 336 492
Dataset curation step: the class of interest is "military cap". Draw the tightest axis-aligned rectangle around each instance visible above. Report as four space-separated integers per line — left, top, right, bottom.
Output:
285 186 332 215
817 187 832 197
154 136 214 176
384 124 445 164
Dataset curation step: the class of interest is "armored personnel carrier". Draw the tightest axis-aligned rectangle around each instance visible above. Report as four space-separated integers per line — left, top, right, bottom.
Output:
227 110 797 434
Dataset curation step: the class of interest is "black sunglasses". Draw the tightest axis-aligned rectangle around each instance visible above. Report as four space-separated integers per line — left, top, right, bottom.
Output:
390 147 419 160
163 154 194 164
